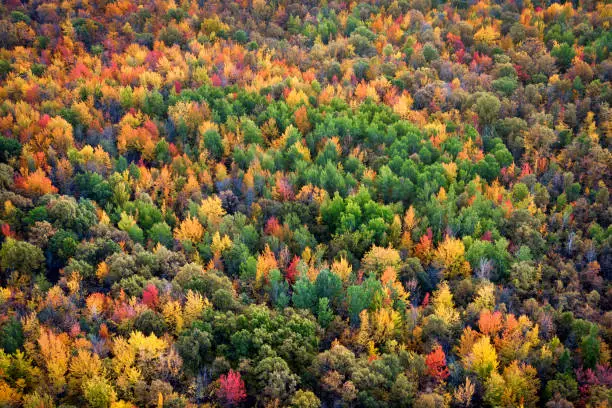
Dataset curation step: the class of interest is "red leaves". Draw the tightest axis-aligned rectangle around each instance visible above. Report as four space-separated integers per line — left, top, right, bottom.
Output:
426 344 450 381
218 370 247 406
285 255 300 284
69 62 91 81
1 224 14 238
39 114 51 128
142 284 159 308
264 217 281 236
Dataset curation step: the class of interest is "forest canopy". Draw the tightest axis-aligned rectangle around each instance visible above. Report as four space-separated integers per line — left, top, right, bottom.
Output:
0 0 610 407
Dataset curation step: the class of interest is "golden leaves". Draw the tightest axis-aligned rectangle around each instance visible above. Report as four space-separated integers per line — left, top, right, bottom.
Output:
174 216 204 243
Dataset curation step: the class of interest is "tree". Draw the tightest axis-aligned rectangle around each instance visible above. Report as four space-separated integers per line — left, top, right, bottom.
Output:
38 329 70 392
174 216 204 243
0 318 24 353
83 377 117 408
464 336 498 379
253 357 298 405
217 370 246 406
432 282 460 326
291 390 321 408
485 361 539 408
434 236 471 279
475 93 500 129
425 345 450 382
0 238 44 277
18 168 58 197
551 43 576 72
204 129 224 161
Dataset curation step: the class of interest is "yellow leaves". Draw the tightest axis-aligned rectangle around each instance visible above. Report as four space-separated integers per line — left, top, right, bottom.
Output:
471 281 496 313
442 162 458 181
174 216 204 243
432 281 460 325
211 231 232 254
357 309 370 348
286 88 310 108
437 186 448 201
0 287 11 305
128 331 167 359
46 115 74 155
474 25 500 44
464 336 498 379
183 290 210 327
370 307 401 343
117 211 137 232
162 300 183 334
331 257 353 282
361 245 401 275
434 236 471 278
0 381 20 406
393 92 414 119
66 271 81 295
112 331 167 391
198 195 226 227
69 349 102 391
293 142 312 162
38 329 70 390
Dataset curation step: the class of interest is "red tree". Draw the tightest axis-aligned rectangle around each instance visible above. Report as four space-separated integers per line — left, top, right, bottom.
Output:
218 370 247 406
285 255 300 284
426 344 450 381
142 284 159 308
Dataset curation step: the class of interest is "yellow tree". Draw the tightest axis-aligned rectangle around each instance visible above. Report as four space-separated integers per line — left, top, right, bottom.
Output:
434 236 471 278
174 216 204 243
361 246 401 275
38 329 70 392
331 257 353 282
183 290 210 327
68 349 102 396
432 281 460 325
198 195 226 228
464 336 499 379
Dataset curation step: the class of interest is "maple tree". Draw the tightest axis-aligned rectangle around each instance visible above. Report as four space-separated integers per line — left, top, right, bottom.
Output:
217 370 247 406
426 345 451 382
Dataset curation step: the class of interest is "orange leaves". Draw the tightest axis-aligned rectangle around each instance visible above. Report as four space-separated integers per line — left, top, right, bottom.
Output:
426 345 450 381
16 168 57 197
38 329 70 390
478 310 503 336
86 293 108 317
117 114 159 160
294 105 311 135
255 245 278 288
414 229 434 264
